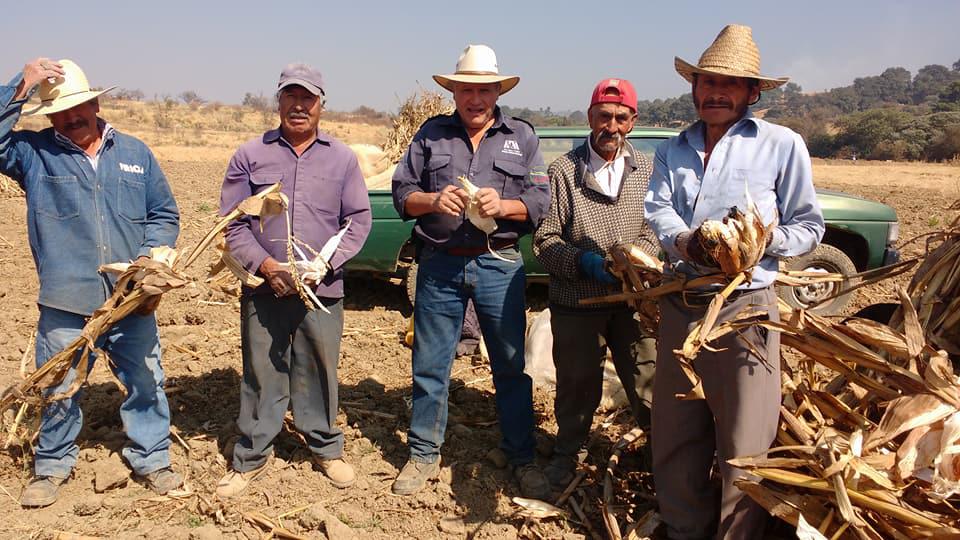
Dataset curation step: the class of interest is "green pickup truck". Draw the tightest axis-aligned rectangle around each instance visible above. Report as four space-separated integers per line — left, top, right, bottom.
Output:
348 127 900 316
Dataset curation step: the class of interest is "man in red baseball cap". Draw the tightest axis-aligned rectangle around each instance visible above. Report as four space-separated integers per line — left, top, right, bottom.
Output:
533 78 658 490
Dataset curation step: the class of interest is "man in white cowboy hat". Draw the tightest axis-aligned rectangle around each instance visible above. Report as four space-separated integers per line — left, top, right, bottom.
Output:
644 25 824 538
0 58 181 507
391 44 551 498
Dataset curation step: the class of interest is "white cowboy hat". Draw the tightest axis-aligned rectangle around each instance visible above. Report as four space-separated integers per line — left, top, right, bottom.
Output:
674 24 789 91
24 59 116 116
433 44 519 95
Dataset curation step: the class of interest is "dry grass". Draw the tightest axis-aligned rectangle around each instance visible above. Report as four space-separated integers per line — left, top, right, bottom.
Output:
812 158 960 197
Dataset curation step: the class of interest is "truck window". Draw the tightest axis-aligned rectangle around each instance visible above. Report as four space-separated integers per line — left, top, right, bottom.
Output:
539 136 666 168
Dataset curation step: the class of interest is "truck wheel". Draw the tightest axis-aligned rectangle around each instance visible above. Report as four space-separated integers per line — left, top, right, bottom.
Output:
403 262 418 307
778 244 858 316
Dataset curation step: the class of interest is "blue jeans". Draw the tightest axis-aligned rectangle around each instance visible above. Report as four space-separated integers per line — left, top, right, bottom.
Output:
34 306 171 478
408 246 535 465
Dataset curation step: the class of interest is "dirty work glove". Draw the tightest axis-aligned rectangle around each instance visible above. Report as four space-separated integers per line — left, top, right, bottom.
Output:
676 230 716 268
579 251 618 285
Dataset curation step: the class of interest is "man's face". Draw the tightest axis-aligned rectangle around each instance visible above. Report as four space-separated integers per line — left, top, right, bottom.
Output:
692 73 759 128
452 82 500 131
48 99 100 148
278 85 322 139
588 102 637 157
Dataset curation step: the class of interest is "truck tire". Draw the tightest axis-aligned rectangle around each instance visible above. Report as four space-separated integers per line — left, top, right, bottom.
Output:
403 262 418 307
778 244 858 317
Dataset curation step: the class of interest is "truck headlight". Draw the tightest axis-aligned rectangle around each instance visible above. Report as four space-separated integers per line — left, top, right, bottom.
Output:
886 222 900 245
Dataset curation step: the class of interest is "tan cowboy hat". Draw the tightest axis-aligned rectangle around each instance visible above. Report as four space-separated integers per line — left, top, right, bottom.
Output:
674 24 789 91
24 59 116 116
433 44 519 95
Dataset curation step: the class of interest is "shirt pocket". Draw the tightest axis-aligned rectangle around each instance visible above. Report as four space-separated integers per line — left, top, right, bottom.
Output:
249 172 284 194
731 168 777 224
493 158 527 198
35 175 80 220
118 176 147 223
427 154 452 192
303 175 343 216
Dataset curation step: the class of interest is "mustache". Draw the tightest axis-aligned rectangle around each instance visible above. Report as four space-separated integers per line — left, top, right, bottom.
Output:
64 118 90 130
701 98 733 108
286 111 310 120
596 131 623 144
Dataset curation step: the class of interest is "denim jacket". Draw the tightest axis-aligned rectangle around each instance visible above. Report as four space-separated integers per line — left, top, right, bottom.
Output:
0 74 180 316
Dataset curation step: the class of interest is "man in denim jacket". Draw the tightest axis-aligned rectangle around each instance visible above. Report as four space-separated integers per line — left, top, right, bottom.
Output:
0 58 181 507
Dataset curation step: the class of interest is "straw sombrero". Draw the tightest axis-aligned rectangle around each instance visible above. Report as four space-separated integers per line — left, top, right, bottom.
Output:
24 59 115 116
433 44 519 95
674 24 789 91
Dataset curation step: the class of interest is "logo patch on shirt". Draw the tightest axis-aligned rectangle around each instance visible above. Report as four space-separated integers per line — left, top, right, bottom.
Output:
119 162 145 174
502 139 522 156
529 164 548 185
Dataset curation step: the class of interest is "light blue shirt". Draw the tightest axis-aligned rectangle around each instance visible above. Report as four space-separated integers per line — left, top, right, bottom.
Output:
644 114 824 290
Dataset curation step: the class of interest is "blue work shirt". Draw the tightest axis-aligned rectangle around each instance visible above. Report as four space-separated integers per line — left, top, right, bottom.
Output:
644 114 824 290
0 74 180 316
391 107 550 249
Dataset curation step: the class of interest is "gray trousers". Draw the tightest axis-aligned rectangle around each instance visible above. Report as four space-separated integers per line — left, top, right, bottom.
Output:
233 294 345 472
550 304 656 458
652 287 780 540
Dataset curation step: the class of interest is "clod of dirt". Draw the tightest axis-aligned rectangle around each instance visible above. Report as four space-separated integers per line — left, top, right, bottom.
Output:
92 459 129 492
486 448 508 469
188 524 223 540
449 423 472 437
73 494 103 516
474 522 519 539
438 515 466 535
298 503 327 531
324 512 358 540
438 464 453 485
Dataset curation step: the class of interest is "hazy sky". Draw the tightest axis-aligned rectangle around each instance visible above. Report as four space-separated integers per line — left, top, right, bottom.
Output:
3 0 958 112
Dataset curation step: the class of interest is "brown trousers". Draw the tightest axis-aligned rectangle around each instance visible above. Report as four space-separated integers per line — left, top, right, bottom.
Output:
550 304 656 458
652 287 780 540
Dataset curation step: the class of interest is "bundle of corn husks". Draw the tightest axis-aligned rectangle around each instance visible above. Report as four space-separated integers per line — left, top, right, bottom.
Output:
696 203 771 278
356 90 454 190
607 243 664 334
0 246 189 412
889 201 960 362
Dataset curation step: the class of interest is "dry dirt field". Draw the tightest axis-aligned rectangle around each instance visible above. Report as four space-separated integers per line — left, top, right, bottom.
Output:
0 109 958 539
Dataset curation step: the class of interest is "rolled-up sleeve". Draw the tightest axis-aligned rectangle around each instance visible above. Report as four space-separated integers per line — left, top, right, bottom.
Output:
138 149 180 257
765 133 824 257
517 134 550 227
0 73 34 184
533 161 580 280
391 133 427 220
329 156 372 271
220 149 271 275
644 143 690 262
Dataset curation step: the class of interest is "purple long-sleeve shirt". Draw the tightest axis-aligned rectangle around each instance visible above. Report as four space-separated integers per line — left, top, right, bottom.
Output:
219 128 371 298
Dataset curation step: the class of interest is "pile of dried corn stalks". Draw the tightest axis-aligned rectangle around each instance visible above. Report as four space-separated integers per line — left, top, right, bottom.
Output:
669 209 959 537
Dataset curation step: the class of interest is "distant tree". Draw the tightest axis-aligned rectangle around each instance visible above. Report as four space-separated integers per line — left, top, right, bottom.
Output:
854 67 912 108
954 59 960 72
179 90 205 105
926 124 960 160
935 81 960 112
242 92 272 111
912 64 958 104
114 88 144 101
567 110 587 125
834 108 915 158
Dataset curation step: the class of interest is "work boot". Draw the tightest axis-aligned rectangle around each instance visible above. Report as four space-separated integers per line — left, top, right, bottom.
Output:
314 456 355 489
543 455 576 489
20 475 68 508
391 459 440 495
141 467 183 495
512 462 550 500
216 459 270 498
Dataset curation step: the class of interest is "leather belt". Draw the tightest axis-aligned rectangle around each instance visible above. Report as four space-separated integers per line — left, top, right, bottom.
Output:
444 240 517 257
677 287 751 307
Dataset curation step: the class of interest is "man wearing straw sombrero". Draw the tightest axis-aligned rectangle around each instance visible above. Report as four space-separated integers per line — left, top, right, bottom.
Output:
644 25 824 538
0 58 181 507
391 44 551 499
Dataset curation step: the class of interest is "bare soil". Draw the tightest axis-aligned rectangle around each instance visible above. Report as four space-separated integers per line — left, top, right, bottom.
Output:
0 153 956 538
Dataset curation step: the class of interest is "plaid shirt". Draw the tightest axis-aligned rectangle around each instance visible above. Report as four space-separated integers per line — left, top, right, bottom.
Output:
533 140 658 309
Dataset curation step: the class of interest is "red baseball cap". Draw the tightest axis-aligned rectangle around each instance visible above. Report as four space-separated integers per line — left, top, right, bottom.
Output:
589 78 637 112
